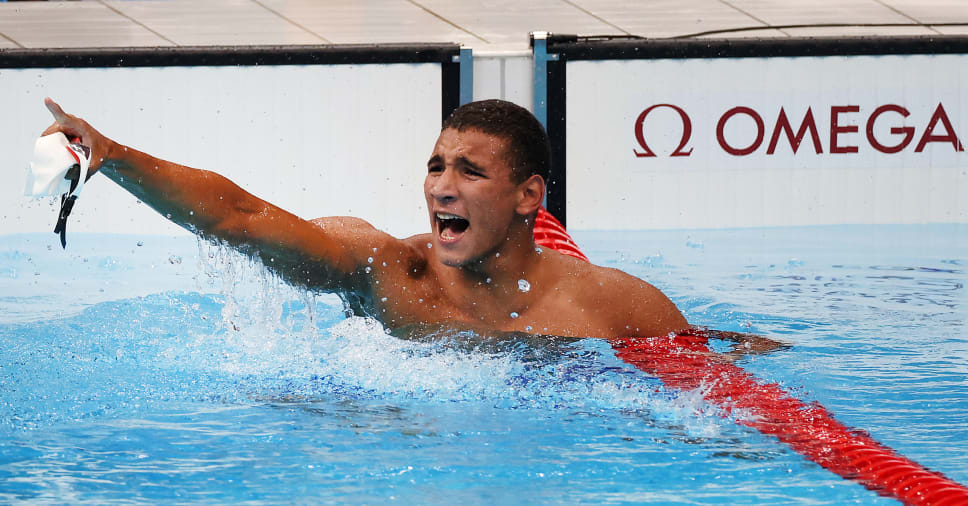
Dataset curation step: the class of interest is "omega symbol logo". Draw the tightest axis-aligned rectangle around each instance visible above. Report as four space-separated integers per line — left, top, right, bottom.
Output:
632 102 965 159
633 104 693 158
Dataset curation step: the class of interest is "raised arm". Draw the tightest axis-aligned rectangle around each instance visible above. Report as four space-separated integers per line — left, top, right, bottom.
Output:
41 98 384 294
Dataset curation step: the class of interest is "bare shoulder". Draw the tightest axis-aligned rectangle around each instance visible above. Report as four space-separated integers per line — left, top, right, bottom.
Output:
563 257 668 304
310 216 402 251
545 251 688 337
310 215 382 234
308 216 426 271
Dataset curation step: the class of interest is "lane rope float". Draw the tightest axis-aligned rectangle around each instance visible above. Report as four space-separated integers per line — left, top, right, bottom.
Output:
532 207 968 506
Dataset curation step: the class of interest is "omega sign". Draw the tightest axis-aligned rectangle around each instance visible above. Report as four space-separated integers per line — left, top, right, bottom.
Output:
633 103 965 157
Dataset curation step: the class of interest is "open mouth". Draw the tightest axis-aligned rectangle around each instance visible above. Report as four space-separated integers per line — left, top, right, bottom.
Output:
436 212 469 242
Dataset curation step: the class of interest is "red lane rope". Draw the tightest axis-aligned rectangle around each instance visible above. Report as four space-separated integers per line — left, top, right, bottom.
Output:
533 208 589 262
532 208 968 506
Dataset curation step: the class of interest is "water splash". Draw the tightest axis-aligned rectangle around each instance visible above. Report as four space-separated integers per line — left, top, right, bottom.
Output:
0 236 728 440
195 238 318 337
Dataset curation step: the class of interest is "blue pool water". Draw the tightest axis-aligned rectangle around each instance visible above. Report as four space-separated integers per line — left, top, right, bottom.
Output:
1 225 965 503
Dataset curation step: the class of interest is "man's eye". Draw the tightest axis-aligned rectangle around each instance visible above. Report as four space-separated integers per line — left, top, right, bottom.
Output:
465 169 484 178
428 165 443 173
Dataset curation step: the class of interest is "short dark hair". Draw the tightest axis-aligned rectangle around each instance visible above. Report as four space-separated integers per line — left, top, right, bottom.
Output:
442 99 551 184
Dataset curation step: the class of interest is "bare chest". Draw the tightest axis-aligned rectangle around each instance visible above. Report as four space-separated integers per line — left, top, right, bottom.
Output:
367 277 617 338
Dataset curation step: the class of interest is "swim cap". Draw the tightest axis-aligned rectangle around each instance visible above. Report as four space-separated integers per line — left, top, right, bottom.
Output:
25 132 91 248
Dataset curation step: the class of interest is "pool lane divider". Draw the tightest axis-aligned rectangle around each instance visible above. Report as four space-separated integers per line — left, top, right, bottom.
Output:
533 208 968 506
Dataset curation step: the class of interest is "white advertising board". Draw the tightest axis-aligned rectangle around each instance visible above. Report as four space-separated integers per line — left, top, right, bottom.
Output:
1 63 443 238
566 54 968 229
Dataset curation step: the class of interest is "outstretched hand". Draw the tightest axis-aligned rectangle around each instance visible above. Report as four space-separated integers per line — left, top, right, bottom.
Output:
42 98 111 174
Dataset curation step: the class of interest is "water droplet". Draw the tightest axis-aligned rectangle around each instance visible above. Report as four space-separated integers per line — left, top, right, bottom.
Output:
509 312 519 319
372 247 378 253
382 262 387 267
380 297 388 302
525 325 533 332
136 241 144 247
485 277 492 284
168 255 182 264
367 257 374 263
418 298 423 303
165 214 171 219
535 247 543 254
364 266 372 273
517 279 530 293
426 242 432 249
495 252 501 257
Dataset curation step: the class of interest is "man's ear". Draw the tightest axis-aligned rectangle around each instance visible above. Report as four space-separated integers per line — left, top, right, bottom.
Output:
516 174 546 215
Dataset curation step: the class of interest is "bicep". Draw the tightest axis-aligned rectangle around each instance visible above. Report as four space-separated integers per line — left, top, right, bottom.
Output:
214 207 390 293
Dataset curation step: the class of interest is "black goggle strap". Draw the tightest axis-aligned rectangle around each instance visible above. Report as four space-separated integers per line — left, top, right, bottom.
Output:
53 163 82 249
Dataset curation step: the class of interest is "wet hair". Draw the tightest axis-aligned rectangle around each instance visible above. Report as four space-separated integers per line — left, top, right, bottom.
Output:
441 99 551 184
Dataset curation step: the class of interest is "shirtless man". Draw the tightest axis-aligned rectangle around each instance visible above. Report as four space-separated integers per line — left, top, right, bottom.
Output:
42 97 688 339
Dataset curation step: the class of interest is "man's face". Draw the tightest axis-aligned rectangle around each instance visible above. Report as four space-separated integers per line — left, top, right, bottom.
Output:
424 128 522 267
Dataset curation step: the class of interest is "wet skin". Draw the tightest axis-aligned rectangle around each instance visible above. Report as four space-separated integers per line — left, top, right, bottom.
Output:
42 98 690 339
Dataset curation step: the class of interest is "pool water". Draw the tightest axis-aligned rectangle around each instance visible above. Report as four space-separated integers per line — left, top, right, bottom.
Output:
1 225 965 503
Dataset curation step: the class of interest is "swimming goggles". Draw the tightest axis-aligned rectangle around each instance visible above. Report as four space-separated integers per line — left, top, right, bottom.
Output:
25 132 91 248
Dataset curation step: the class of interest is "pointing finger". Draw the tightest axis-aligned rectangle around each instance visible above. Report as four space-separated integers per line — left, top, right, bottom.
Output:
44 97 69 124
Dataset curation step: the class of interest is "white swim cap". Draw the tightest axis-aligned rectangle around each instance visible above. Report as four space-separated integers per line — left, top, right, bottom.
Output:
25 132 92 247
25 132 89 199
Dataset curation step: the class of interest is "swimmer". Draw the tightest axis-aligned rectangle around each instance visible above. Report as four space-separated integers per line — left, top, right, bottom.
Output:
41 98 687 339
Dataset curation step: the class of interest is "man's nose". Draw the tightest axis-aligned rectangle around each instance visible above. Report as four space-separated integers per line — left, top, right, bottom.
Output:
429 169 458 203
